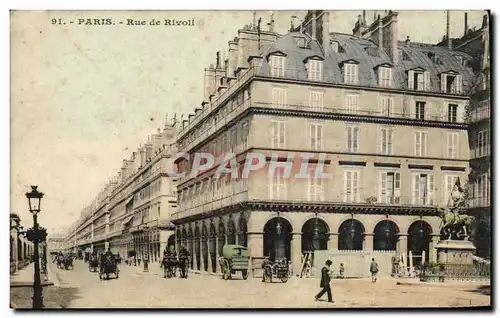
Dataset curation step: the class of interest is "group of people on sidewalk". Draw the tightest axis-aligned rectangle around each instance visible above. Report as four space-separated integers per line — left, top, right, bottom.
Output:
315 258 379 303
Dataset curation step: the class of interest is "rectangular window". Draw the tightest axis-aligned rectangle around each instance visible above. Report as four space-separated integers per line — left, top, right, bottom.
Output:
270 55 285 77
412 173 434 205
308 165 323 201
379 67 393 87
408 70 429 91
344 63 358 84
414 131 428 157
446 132 459 159
345 94 359 113
415 101 426 120
241 121 249 149
441 74 463 94
380 128 393 155
448 104 458 122
477 130 490 157
271 120 286 148
346 126 359 153
269 167 287 200
379 172 401 204
476 173 490 206
380 96 393 116
272 87 287 107
444 175 459 206
308 60 323 81
310 91 324 111
309 123 323 151
344 170 359 203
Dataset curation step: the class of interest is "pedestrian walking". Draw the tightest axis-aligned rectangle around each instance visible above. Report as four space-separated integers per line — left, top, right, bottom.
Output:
143 254 149 272
370 258 379 283
315 260 333 303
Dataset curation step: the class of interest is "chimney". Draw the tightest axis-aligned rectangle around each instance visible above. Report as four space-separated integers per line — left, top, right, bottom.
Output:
145 137 153 161
464 12 468 37
203 65 216 103
121 159 127 182
268 12 275 32
447 10 452 49
353 14 367 37
311 11 317 39
362 11 398 64
139 145 146 167
322 11 330 47
405 36 410 46
216 51 222 69
227 38 238 78
482 13 488 28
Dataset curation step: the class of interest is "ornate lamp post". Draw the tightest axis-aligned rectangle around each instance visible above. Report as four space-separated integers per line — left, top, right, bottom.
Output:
25 185 47 309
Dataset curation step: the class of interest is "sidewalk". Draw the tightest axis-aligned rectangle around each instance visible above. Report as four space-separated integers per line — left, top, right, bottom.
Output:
10 263 56 288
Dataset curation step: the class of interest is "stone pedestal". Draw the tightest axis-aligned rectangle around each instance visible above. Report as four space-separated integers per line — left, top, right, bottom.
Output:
435 240 476 265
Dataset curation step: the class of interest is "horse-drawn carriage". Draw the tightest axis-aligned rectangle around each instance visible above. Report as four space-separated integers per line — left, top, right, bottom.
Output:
88 253 99 272
55 253 74 270
262 259 289 283
218 245 250 280
99 253 119 280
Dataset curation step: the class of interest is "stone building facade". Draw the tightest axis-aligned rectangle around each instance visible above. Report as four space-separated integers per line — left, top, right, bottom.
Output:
438 12 491 258
10 214 34 273
172 10 476 276
64 119 179 261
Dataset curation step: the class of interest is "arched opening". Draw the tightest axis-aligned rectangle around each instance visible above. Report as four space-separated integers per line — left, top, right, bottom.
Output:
209 223 217 272
338 218 365 250
227 219 236 245
263 216 293 262
407 220 432 265
373 219 400 251
217 222 225 259
201 225 209 271
175 229 182 254
181 229 187 250
194 228 201 271
238 217 248 247
301 217 329 253
167 235 175 251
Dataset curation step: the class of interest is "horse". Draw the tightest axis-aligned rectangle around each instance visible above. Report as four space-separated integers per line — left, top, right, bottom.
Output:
439 208 475 240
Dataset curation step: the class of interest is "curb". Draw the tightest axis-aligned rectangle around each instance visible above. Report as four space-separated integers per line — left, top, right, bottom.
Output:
396 281 491 287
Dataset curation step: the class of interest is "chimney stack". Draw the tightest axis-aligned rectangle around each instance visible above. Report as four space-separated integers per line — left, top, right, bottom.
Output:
405 36 410 46
464 13 468 37
311 11 317 39
446 10 452 50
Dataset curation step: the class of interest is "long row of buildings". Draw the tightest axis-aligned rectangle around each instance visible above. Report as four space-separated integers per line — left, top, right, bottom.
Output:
61 10 490 275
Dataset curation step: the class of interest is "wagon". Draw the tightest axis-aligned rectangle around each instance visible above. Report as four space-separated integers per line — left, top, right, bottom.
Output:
218 245 249 280
99 254 119 280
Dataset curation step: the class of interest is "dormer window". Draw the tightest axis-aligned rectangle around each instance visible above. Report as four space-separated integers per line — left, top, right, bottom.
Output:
408 68 430 91
342 60 359 85
440 71 462 94
306 58 323 81
269 54 285 77
331 41 345 53
377 65 393 88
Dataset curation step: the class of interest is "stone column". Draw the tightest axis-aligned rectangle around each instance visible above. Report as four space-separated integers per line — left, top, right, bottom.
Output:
397 234 408 258
215 236 220 273
247 232 264 277
429 235 440 263
206 238 212 273
291 232 302 277
364 233 374 251
192 240 198 271
328 233 339 250
199 238 204 271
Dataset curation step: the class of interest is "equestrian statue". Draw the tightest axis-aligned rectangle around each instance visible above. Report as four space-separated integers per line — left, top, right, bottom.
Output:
438 178 475 241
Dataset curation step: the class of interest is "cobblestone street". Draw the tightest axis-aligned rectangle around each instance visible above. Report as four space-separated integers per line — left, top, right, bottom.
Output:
11 259 490 308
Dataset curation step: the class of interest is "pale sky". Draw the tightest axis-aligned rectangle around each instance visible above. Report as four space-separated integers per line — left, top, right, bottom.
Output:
10 10 485 234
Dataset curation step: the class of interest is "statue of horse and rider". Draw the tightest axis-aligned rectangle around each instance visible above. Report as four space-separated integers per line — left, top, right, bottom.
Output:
438 179 475 240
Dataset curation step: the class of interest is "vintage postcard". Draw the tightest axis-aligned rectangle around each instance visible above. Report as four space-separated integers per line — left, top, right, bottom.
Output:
9 9 491 309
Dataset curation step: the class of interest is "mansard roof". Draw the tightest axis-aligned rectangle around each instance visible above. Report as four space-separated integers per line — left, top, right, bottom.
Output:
256 31 476 92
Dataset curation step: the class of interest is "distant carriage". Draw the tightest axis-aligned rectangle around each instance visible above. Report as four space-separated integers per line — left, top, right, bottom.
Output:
161 253 178 278
63 255 74 270
218 245 250 280
99 254 119 280
262 259 289 283
88 254 99 272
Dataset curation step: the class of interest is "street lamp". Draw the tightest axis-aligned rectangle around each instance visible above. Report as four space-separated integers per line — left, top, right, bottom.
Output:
25 185 46 309
276 212 282 236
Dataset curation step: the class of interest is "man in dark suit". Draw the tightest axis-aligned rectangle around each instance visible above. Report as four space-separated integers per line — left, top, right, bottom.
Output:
315 260 333 303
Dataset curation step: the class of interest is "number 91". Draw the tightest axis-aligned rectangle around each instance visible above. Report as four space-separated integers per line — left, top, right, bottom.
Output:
51 18 62 25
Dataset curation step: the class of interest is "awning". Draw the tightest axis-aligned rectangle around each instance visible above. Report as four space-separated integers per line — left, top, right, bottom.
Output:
122 215 134 227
